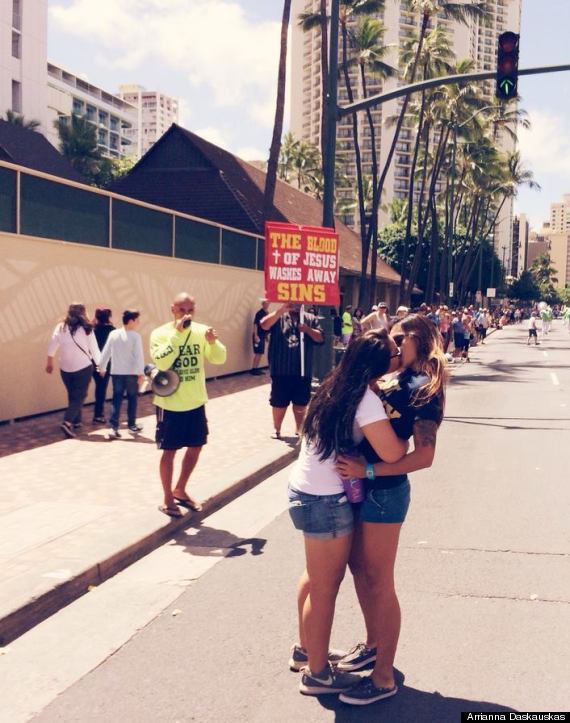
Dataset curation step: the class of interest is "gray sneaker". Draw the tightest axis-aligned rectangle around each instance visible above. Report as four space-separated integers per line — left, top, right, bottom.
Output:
339 676 398 705
299 664 361 696
288 645 346 672
336 642 377 672
108 427 121 439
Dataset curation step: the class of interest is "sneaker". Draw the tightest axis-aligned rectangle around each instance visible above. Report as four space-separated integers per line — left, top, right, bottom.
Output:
108 427 121 439
73 422 83 429
289 645 347 672
339 676 398 706
93 416 106 424
336 643 377 672
299 664 361 696
60 421 76 438
128 423 143 433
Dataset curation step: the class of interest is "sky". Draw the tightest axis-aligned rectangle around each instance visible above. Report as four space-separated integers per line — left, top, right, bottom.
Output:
47 0 570 231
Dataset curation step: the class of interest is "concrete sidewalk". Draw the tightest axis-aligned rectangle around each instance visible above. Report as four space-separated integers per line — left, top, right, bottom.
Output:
0 373 298 646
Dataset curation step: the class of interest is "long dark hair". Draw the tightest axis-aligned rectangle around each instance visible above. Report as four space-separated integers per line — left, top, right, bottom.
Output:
303 329 393 460
394 314 447 419
63 302 92 336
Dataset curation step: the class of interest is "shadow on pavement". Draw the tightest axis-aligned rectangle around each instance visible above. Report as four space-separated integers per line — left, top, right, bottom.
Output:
174 523 267 557
317 670 517 722
445 416 570 431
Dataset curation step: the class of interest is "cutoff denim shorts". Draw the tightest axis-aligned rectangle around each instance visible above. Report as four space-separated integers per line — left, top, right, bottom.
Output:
358 479 411 524
288 486 354 539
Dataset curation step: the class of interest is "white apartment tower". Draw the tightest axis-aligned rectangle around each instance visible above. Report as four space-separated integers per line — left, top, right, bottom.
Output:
118 85 180 159
46 63 137 159
0 0 48 133
290 0 522 270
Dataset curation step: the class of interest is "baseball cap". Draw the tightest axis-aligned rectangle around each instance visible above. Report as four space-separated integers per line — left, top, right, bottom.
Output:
378 302 388 309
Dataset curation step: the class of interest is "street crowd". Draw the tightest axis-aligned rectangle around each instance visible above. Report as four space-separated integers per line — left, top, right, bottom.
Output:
43 291 568 707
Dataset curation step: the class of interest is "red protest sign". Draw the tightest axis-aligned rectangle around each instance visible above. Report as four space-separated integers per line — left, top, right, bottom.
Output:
264 222 340 306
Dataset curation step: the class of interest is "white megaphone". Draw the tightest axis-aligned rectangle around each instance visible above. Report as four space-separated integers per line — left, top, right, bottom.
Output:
143 364 180 397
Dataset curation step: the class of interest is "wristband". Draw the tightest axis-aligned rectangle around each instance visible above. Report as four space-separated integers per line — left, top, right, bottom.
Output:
365 463 376 480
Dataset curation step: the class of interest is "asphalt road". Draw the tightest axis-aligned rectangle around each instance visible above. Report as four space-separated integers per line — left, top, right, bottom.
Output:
4 321 570 722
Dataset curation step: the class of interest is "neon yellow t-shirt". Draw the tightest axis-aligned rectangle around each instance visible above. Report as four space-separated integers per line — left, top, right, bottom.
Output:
341 311 353 336
149 321 227 412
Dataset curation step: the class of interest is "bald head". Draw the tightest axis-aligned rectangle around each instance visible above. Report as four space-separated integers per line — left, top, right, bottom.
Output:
171 293 195 320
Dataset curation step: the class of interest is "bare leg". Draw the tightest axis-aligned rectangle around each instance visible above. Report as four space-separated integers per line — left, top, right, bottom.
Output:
172 446 202 502
272 406 287 436
303 532 352 673
360 522 404 689
348 522 377 647
159 449 177 508
252 353 262 370
296 569 310 649
292 404 307 434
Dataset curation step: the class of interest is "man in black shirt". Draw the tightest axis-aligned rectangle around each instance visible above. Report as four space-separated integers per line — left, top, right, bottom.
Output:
251 298 269 375
261 303 323 438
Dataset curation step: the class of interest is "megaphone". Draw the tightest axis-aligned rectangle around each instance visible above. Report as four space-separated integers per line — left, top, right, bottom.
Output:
143 364 180 397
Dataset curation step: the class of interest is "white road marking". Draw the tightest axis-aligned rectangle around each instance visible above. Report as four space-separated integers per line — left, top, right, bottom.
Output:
550 373 560 386
542 351 548 358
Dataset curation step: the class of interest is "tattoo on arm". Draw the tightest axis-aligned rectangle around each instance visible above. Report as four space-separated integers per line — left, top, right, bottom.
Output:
414 419 438 449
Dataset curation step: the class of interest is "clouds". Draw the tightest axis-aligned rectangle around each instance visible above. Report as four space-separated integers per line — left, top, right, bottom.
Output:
518 110 570 176
49 0 281 126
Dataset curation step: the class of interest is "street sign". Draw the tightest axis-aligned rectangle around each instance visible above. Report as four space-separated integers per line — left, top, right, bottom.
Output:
487 288 496 298
264 221 340 306
448 282 454 296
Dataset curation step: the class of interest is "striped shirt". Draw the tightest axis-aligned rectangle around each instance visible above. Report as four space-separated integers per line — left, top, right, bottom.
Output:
267 312 323 378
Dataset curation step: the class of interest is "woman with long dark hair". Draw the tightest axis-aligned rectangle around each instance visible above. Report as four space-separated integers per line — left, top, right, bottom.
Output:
46 303 101 437
288 329 407 696
92 308 115 423
333 314 448 706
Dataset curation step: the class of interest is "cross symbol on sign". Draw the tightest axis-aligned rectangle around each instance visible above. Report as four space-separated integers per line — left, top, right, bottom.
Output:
272 249 282 263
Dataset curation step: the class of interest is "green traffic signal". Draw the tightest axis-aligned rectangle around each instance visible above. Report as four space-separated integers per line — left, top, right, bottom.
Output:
496 31 520 100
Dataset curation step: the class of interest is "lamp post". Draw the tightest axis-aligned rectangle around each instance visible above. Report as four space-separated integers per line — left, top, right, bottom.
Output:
322 0 340 229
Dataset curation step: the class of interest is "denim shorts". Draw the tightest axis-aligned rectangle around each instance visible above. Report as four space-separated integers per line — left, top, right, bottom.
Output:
358 479 411 524
288 487 354 539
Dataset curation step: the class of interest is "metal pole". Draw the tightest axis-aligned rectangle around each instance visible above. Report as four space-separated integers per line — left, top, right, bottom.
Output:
322 0 340 229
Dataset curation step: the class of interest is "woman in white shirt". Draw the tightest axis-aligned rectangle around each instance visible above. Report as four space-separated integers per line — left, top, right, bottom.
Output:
288 329 407 696
46 303 101 438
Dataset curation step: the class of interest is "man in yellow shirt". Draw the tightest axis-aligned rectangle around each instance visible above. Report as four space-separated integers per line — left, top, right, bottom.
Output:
150 292 227 517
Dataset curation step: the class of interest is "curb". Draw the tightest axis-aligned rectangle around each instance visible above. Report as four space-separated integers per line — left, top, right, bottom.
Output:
0 447 298 647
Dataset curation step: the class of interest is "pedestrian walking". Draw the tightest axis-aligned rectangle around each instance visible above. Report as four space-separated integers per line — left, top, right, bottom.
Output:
45 302 101 438
288 329 407 696
341 305 353 345
92 307 115 424
250 298 269 375
461 313 473 362
333 314 447 705
149 293 227 518
527 312 539 346
350 308 364 344
361 302 391 333
261 303 323 439
99 309 145 438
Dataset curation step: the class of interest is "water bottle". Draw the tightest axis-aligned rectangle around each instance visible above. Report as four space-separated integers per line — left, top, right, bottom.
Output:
342 476 365 504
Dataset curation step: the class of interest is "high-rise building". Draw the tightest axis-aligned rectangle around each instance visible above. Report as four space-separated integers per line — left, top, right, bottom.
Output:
512 213 529 277
46 63 137 159
118 85 179 159
290 0 522 267
0 0 48 133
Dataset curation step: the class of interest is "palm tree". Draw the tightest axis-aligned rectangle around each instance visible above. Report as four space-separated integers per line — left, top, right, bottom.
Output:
2 110 41 131
57 114 102 180
263 0 292 222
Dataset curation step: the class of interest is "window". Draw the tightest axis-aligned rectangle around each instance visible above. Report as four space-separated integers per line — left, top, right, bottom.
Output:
12 0 21 30
11 80 21 113
12 31 21 58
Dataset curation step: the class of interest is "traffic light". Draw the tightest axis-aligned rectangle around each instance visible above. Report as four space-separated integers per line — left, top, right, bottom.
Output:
496 31 520 100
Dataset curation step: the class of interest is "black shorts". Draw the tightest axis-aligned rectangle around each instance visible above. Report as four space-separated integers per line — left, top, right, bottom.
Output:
270 375 312 408
479 327 487 339
453 333 464 350
528 328 537 337
155 406 208 450
252 336 266 355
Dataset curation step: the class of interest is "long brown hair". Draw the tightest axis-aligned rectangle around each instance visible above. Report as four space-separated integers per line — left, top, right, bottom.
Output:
63 302 92 336
393 314 447 419
303 329 393 460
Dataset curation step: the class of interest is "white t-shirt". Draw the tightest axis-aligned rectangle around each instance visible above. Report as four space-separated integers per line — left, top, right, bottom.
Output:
528 317 537 330
47 324 101 373
289 387 388 496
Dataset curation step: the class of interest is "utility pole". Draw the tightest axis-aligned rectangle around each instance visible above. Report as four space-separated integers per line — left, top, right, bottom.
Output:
321 0 339 229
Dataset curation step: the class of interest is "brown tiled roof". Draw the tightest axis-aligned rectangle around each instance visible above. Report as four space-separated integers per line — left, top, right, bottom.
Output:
110 124 400 284
0 120 85 183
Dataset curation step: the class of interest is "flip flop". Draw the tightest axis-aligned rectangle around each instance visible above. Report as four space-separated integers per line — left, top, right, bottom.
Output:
158 505 183 518
173 497 203 512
